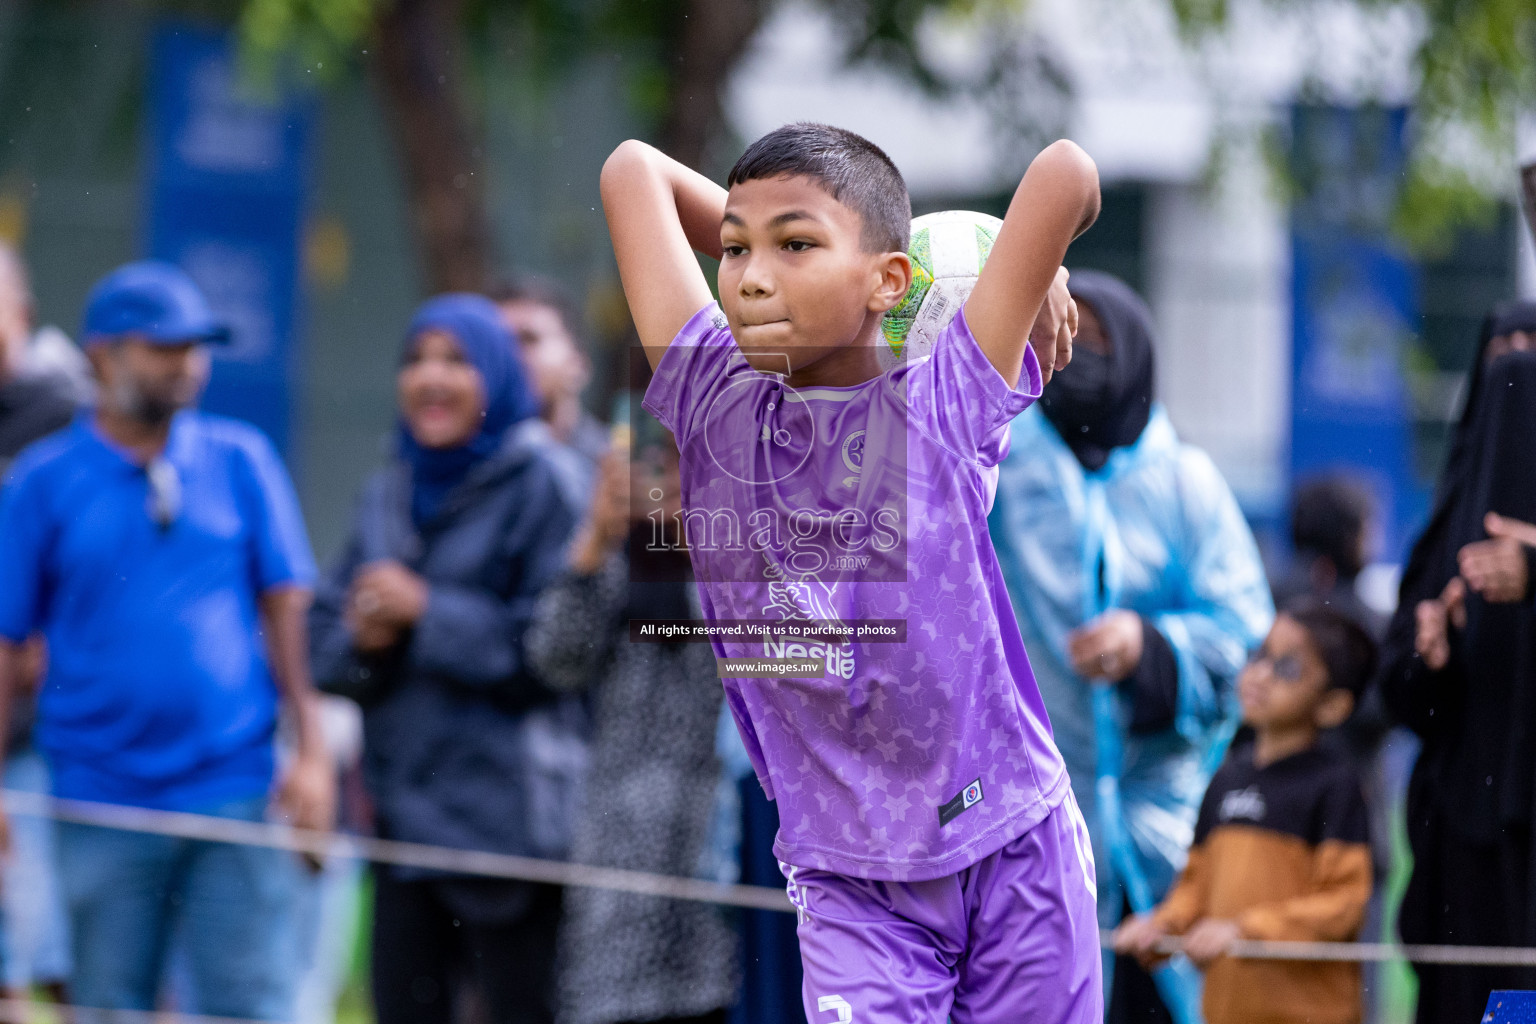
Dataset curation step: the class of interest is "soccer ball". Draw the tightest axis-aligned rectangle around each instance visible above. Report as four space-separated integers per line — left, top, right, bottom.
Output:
880 210 1002 370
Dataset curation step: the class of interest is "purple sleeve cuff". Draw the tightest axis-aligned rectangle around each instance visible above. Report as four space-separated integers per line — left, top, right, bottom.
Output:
946 308 1039 467
640 302 734 442
952 307 1043 413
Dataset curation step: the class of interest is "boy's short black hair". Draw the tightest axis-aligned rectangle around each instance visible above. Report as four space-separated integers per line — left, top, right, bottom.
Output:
727 123 911 254
1291 476 1373 580
1283 599 1378 701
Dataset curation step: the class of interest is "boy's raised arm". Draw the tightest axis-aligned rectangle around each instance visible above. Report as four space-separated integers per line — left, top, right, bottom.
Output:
600 140 727 370
965 140 1101 389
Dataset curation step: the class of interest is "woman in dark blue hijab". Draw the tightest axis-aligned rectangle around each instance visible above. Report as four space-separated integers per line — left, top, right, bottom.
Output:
311 293 578 1024
396 294 538 526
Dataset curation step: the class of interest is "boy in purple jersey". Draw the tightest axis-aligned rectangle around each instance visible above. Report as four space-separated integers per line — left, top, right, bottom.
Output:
601 123 1101 1023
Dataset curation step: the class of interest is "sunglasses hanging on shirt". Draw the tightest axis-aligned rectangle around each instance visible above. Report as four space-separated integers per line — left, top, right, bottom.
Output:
145 457 182 530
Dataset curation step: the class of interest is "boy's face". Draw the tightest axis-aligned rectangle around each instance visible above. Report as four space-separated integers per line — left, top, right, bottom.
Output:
1238 614 1348 732
718 174 909 379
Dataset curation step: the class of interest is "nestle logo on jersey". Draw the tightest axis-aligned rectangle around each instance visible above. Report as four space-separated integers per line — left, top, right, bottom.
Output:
938 779 984 828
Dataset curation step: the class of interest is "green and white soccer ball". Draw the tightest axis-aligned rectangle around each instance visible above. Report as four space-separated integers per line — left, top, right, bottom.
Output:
880 210 1002 370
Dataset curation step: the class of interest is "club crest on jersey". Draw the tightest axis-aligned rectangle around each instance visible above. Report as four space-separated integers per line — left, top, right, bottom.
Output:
839 430 866 489
841 430 866 472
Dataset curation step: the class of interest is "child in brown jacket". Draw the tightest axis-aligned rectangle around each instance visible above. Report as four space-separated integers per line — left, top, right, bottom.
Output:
1114 602 1377 1024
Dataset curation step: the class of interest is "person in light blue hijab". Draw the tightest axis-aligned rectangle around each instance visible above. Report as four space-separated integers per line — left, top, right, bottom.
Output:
989 271 1273 1023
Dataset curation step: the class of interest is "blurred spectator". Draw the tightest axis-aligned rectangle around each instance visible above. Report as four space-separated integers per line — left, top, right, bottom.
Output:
1274 476 1386 638
988 271 1273 1023
527 423 740 1024
22 323 93 407
0 242 76 1003
1379 300 1536 1023
292 694 367 1024
1276 475 1399 1022
0 244 76 473
310 295 579 1024
1478 513 1536 598
1115 603 1376 1024
491 276 609 508
0 260 334 1020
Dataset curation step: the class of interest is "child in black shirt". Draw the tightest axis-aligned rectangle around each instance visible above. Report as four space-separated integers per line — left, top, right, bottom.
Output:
1114 603 1377 1024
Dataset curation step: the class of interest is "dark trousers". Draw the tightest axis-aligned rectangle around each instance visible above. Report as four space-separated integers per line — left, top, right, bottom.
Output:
371 870 561 1024
1403 822 1536 1024
1107 952 1175 1024
730 778 806 1024
1108 896 1175 1024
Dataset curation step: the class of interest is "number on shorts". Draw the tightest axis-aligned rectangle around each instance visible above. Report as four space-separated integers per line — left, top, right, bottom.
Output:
818 995 853 1023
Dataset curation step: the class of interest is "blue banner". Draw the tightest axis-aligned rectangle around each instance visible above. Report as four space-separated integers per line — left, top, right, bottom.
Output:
1289 106 1427 560
1486 991 1536 1024
146 22 312 457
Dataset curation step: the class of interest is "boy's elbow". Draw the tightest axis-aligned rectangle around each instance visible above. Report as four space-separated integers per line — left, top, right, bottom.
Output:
1035 140 1101 230
601 140 655 193
1038 138 1096 178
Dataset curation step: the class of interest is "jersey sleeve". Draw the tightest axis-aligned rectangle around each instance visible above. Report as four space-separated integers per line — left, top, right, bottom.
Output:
235 430 318 592
641 303 743 443
904 308 1042 467
1152 843 1212 934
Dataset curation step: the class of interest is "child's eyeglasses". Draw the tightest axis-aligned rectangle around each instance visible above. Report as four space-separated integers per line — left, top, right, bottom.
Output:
1245 648 1307 684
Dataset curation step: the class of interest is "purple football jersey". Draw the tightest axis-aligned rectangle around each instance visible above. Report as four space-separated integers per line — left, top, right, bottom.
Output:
643 303 1068 881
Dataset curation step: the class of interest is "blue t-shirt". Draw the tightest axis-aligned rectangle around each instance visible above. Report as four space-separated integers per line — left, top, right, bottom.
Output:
0 412 317 810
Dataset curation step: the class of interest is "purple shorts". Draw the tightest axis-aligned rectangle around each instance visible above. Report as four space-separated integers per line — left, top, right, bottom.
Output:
785 791 1101 1024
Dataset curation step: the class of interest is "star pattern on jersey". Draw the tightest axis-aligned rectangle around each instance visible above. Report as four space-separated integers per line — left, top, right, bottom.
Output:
660 311 1065 880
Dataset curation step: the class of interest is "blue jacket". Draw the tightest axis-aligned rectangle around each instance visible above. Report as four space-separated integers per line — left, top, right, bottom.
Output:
310 428 582 863
989 405 1272 917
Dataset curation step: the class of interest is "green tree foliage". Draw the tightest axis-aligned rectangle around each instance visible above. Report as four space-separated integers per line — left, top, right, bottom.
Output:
1173 0 1536 250
236 0 1536 278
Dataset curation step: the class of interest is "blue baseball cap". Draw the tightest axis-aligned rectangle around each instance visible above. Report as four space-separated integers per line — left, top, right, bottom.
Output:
82 260 231 346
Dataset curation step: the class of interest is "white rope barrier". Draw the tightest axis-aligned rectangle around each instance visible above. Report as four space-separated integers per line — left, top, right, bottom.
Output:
1216 938 1536 968
1112 934 1536 967
12 790 1536 970
2 789 794 914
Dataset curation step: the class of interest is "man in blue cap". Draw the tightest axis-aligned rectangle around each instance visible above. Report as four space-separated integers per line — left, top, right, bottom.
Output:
0 260 334 1020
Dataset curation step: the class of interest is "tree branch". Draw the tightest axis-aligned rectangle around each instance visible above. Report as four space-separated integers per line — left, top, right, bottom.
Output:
373 0 492 292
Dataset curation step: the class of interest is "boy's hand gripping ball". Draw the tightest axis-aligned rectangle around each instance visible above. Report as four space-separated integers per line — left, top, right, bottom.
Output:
879 210 1003 371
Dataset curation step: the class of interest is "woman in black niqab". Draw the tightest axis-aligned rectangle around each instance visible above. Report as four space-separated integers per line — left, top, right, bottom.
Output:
1378 300 1536 1024
1038 270 1155 471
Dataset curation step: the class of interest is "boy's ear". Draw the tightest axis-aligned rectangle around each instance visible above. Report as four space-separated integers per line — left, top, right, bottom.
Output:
867 251 913 315
1314 689 1355 730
